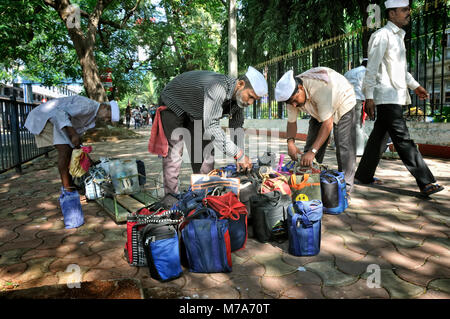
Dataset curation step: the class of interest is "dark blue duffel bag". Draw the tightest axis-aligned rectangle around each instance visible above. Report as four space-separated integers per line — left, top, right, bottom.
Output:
181 207 232 273
287 200 323 256
320 170 348 215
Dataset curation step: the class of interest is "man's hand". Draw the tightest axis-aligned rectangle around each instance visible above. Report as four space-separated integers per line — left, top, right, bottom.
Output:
71 133 81 149
414 86 429 100
365 99 376 120
236 155 253 172
63 126 81 148
300 150 315 167
287 141 302 161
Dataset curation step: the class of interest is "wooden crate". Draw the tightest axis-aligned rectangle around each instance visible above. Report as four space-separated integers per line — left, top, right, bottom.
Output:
95 191 158 224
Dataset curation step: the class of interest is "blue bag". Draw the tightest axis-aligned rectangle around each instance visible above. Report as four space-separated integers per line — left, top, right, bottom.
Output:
181 208 232 273
287 200 323 256
59 187 84 229
320 170 348 215
171 188 206 213
142 223 183 281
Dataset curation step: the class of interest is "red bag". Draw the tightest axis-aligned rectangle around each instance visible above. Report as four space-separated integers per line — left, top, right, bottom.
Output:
203 192 248 252
124 205 183 266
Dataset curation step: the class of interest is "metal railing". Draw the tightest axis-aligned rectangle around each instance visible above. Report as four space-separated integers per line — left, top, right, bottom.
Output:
246 0 449 122
0 97 52 174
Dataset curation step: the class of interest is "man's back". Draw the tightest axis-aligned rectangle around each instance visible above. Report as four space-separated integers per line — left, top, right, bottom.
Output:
160 70 236 120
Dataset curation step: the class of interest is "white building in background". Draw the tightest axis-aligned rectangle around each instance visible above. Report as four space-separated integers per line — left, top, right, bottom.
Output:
0 79 83 104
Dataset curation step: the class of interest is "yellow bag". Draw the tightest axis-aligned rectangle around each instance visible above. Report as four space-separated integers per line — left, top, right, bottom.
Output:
69 146 93 177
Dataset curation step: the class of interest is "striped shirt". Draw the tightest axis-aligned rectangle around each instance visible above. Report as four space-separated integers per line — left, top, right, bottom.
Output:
160 70 244 158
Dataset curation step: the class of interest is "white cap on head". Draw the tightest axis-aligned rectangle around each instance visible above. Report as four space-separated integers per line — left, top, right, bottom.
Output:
384 0 409 8
275 70 296 102
109 100 120 122
245 66 268 97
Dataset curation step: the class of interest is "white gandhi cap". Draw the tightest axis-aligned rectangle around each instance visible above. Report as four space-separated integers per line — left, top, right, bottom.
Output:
384 0 409 8
274 70 296 102
245 66 268 97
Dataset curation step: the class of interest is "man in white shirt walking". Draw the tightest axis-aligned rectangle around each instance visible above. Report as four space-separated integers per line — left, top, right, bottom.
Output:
355 0 444 196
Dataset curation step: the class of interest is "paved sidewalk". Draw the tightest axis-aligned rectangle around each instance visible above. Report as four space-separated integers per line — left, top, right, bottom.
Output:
0 127 449 299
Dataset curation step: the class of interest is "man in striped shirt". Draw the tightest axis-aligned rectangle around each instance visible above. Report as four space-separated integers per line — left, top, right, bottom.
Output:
158 66 268 195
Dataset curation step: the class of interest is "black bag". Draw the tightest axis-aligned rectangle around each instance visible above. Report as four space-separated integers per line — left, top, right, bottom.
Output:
258 151 277 170
238 175 259 219
249 191 292 242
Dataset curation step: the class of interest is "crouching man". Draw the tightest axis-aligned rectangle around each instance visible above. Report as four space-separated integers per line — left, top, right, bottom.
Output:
275 67 357 197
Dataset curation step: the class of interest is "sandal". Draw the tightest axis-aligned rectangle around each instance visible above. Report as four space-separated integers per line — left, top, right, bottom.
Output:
420 184 444 196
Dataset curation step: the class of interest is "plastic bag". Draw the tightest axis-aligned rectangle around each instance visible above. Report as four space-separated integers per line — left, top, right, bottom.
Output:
59 187 85 229
69 146 93 178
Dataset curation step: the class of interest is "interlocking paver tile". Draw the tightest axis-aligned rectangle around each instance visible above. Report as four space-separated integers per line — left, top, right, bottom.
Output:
428 279 450 294
0 228 18 243
227 275 266 299
280 284 324 299
374 232 422 248
182 281 240 299
416 289 450 299
305 261 358 287
1 129 448 299
17 257 56 283
361 269 425 299
322 279 390 299
335 252 394 276
252 253 298 277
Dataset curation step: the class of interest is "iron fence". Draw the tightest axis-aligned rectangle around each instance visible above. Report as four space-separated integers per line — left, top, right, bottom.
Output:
247 0 449 122
0 97 52 174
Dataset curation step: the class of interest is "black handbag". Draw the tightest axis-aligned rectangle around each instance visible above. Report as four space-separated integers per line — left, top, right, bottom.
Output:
249 191 292 243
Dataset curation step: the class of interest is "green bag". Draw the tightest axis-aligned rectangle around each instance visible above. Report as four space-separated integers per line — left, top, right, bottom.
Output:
289 161 322 202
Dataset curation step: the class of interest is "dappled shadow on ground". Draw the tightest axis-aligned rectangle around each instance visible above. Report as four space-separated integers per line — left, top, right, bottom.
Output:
0 129 449 299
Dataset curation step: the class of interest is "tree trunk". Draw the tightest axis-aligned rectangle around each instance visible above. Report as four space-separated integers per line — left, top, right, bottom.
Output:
228 0 238 78
45 0 108 102
71 38 108 102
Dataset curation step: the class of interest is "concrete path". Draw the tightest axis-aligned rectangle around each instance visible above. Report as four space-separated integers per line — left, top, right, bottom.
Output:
0 127 449 299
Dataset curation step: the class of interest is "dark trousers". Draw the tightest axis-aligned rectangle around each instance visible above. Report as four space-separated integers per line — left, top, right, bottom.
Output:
305 105 357 194
355 104 435 189
160 108 215 194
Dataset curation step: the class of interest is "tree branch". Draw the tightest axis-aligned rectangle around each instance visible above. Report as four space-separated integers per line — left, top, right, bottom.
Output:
120 0 142 28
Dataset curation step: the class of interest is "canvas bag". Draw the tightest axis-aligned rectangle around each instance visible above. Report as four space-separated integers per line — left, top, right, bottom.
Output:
203 192 248 252
259 166 291 196
249 191 292 243
181 207 232 273
59 187 85 229
191 169 240 197
320 169 348 215
141 222 183 281
124 204 183 267
289 161 322 202
287 200 323 256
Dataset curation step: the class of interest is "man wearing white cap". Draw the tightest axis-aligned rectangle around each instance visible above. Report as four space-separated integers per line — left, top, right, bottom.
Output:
275 67 357 195
25 95 119 192
155 67 268 195
355 0 444 196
